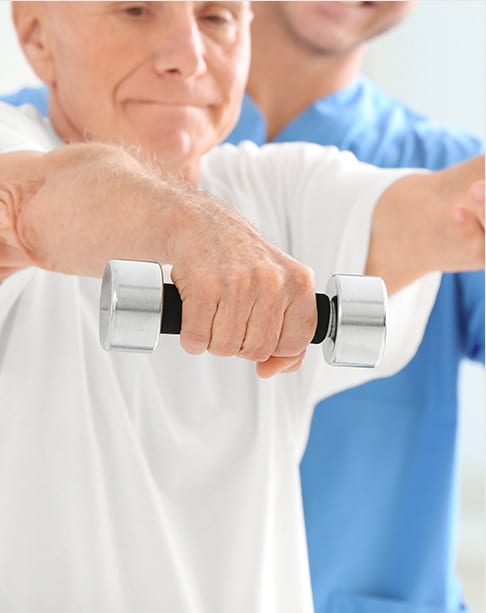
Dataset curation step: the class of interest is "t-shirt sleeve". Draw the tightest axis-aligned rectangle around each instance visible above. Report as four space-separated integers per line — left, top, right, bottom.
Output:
200 142 441 408
0 102 57 154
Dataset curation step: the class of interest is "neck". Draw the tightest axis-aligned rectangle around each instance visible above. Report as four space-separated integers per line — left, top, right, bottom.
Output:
247 9 364 140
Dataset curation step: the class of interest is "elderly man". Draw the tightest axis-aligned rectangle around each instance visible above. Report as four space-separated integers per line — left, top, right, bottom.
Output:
0 3 483 612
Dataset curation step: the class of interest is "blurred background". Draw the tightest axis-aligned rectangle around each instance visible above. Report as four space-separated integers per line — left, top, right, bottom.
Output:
0 1 484 610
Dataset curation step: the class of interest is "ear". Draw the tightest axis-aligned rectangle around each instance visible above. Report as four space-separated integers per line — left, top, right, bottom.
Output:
12 2 56 85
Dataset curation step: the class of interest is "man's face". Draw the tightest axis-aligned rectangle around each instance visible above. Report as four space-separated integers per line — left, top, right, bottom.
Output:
26 2 251 175
262 1 415 56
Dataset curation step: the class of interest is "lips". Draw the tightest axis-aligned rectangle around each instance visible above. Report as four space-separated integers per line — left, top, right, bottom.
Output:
132 100 206 107
314 1 375 20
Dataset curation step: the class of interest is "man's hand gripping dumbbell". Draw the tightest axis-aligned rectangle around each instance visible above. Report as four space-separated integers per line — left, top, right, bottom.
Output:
99 259 388 369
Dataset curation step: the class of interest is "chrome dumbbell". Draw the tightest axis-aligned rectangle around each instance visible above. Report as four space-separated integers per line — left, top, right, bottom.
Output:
99 259 387 368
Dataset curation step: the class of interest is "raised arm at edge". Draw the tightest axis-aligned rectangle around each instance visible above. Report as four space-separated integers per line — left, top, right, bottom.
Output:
366 155 485 294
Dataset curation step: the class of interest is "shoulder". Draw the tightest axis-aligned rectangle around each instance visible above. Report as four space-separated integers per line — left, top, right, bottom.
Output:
357 78 484 169
200 141 356 204
0 85 49 117
0 102 59 154
311 77 483 170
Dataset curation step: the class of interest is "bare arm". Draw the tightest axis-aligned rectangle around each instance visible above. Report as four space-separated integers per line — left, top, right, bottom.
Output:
0 143 317 377
366 155 485 293
0 145 483 376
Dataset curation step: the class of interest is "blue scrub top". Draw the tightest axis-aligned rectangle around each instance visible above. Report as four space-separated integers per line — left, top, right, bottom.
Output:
1 86 49 117
226 77 484 613
2 79 484 613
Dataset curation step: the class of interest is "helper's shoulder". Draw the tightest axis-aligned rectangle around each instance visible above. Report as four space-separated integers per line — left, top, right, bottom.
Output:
0 101 59 155
0 85 49 116
356 77 484 169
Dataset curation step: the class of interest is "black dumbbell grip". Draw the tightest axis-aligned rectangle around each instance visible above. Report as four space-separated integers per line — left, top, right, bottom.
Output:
160 283 331 345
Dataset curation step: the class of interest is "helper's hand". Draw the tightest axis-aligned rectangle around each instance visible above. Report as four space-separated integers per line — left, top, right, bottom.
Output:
432 155 484 271
447 178 484 266
0 145 317 377
366 155 485 294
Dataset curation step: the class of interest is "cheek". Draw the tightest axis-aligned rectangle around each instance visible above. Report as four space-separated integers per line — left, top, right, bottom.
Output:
52 26 135 101
225 47 251 104
217 69 247 127
210 45 250 118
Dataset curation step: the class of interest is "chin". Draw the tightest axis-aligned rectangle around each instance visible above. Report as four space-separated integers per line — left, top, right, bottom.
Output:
137 141 198 177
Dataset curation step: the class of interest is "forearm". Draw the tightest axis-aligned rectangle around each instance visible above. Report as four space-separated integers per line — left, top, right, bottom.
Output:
0 142 319 375
366 157 485 294
0 143 192 276
365 172 436 294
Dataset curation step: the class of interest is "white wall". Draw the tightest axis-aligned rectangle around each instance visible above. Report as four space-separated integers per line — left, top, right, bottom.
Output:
0 0 484 610
0 1 41 90
363 0 485 138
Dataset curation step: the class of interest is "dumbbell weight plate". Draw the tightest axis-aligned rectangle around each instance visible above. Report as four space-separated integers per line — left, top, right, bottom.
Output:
323 274 387 368
99 259 163 352
99 259 387 367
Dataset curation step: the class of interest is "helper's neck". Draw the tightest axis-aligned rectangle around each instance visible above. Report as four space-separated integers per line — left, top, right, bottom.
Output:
247 15 364 141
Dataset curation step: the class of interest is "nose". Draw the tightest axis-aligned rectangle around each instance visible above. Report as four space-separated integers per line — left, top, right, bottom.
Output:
152 4 207 79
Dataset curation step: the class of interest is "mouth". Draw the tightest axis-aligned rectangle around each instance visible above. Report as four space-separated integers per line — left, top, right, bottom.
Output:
128 100 207 108
316 1 376 18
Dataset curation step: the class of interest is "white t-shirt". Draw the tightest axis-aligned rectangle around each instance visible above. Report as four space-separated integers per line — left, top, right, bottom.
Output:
0 103 440 613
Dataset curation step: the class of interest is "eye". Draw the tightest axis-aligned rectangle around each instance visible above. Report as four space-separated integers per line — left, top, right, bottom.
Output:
122 3 148 18
201 7 235 27
204 13 232 25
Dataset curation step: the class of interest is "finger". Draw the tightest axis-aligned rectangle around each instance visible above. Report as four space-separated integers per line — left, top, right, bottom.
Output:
238 294 285 363
452 206 485 268
280 351 306 374
469 180 485 229
271 297 316 359
208 291 254 357
179 291 218 355
270 266 316 358
256 353 306 378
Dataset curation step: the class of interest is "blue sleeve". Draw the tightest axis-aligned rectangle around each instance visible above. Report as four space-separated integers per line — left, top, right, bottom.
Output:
397 120 484 170
0 86 49 117
458 271 485 362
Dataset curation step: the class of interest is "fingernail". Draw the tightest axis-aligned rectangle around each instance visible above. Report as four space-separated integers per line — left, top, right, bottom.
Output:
471 181 485 203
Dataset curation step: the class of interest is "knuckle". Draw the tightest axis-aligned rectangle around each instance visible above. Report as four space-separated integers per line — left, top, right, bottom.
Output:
291 263 315 294
253 262 285 290
180 330 210 355
227 268 253 294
